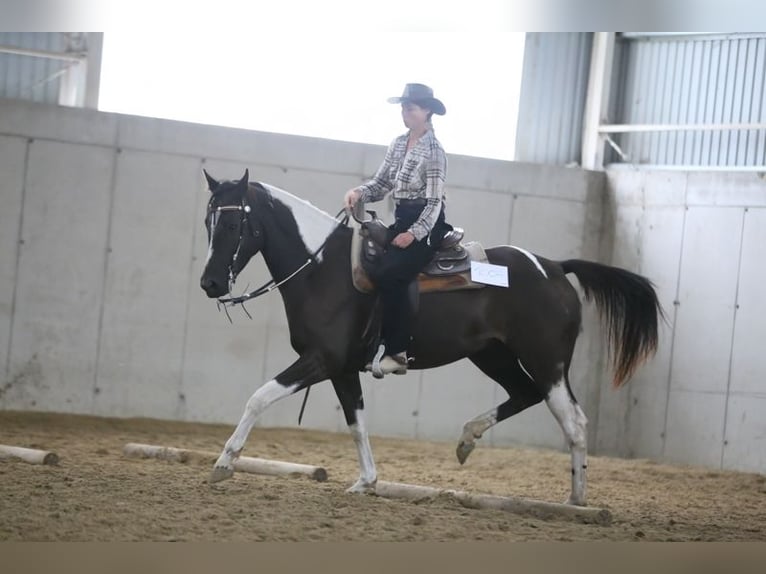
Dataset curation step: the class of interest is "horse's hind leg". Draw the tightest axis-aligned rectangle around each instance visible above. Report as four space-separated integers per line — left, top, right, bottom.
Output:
210 355 326 484
545 368 589 506
331 372 377 493
459 342 544 464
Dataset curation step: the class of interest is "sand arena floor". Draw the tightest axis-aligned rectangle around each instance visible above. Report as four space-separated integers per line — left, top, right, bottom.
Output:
0 411 763 541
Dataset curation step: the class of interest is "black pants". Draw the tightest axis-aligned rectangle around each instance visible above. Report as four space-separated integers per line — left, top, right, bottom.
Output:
369 201 450 355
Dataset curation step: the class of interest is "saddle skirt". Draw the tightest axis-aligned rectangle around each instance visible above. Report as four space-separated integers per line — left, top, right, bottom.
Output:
350 215 487 294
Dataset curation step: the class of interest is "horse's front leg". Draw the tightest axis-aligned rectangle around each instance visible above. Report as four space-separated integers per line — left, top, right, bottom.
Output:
210 354 328 483
331 372 377 494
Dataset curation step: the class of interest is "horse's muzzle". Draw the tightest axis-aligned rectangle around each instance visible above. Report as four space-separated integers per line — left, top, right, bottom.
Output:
200 276 227 298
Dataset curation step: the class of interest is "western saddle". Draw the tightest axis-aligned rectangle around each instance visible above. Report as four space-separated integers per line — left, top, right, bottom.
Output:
349 205 487 294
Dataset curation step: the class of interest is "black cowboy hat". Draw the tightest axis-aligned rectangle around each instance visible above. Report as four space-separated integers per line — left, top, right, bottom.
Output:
387 83 446 115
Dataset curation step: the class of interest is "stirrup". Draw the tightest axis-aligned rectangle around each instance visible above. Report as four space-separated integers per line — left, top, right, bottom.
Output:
372 353 407 379
371 344 386 378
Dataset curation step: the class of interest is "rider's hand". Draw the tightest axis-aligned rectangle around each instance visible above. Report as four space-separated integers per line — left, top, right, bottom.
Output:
344 188 361 209
392 231 416 249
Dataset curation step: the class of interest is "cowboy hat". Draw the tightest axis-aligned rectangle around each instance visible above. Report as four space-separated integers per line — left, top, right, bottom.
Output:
387 83 446 115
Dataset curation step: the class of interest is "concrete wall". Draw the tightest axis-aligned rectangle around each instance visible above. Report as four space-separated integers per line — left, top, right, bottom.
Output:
0 98 616 458
604 169 766 474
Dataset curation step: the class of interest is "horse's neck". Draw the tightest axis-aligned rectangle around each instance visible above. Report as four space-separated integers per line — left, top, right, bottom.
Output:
283 233 357 357
260 218 312 287
253 184 340 300
264 228 352 292
259 220 355 355
258 183 338 257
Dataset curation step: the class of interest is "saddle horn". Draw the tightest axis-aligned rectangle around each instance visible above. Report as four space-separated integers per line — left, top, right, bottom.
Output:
349 201 375 224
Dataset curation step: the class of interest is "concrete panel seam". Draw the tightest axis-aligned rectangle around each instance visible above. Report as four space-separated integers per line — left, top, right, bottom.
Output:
624 182 647 438
506 194 517 247
588 178 616 452
0 131 364 180
720 207 748 469
177 159 207 420
660 174 689 458
450 184 595 204
90 147 119 414
727 390 766 399
413 370 425 440
3 138 29 383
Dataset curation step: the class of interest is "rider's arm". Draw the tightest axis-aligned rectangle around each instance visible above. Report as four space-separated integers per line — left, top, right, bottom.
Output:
357 138 398 203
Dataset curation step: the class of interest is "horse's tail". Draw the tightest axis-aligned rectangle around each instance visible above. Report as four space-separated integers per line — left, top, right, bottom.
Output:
560 259 664 388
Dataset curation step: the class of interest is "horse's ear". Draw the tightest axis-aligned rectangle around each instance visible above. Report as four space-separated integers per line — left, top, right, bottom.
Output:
239 169 249 187
203 169 219 192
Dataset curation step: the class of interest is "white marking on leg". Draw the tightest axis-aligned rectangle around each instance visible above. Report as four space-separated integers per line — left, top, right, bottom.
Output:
348 408 377 492
460 408 498 443
517 359 534 381
546 380 588 506
215 379 299 470
457 407 498 464
507 245 548 278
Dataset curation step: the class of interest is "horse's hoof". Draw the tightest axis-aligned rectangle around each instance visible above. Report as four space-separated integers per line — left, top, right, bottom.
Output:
209 466 234 484
456 440 475 465
346 479 377 494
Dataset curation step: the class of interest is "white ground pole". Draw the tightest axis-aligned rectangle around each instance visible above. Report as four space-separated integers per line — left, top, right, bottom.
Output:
0 444 59 465
123 444 610 523
374 481 612 526
123 442 328 482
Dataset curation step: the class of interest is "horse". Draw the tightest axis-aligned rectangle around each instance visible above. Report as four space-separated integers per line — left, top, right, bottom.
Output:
199 169 663 506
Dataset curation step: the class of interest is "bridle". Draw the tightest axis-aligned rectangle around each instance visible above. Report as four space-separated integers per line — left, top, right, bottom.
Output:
206 198 258 295
206 196 349 312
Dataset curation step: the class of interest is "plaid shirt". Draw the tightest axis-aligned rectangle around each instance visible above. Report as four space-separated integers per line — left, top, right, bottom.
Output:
357 128 447 241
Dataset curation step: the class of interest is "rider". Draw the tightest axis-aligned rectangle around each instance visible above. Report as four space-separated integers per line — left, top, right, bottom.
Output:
344 83 452 378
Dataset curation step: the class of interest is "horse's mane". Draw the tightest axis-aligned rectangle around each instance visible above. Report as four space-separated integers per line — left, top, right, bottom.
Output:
247 181 340 258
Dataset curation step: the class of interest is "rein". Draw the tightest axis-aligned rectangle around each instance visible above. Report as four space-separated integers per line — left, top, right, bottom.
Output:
214 205 350 312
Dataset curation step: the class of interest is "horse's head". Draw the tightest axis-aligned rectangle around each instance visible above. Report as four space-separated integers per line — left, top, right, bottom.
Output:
199 169 264 298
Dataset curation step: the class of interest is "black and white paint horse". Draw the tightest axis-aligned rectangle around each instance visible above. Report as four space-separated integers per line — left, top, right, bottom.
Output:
199 170 662 506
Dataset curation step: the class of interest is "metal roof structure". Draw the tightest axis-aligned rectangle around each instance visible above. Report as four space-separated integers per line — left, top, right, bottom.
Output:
0 32 102 108
516 32 766 170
